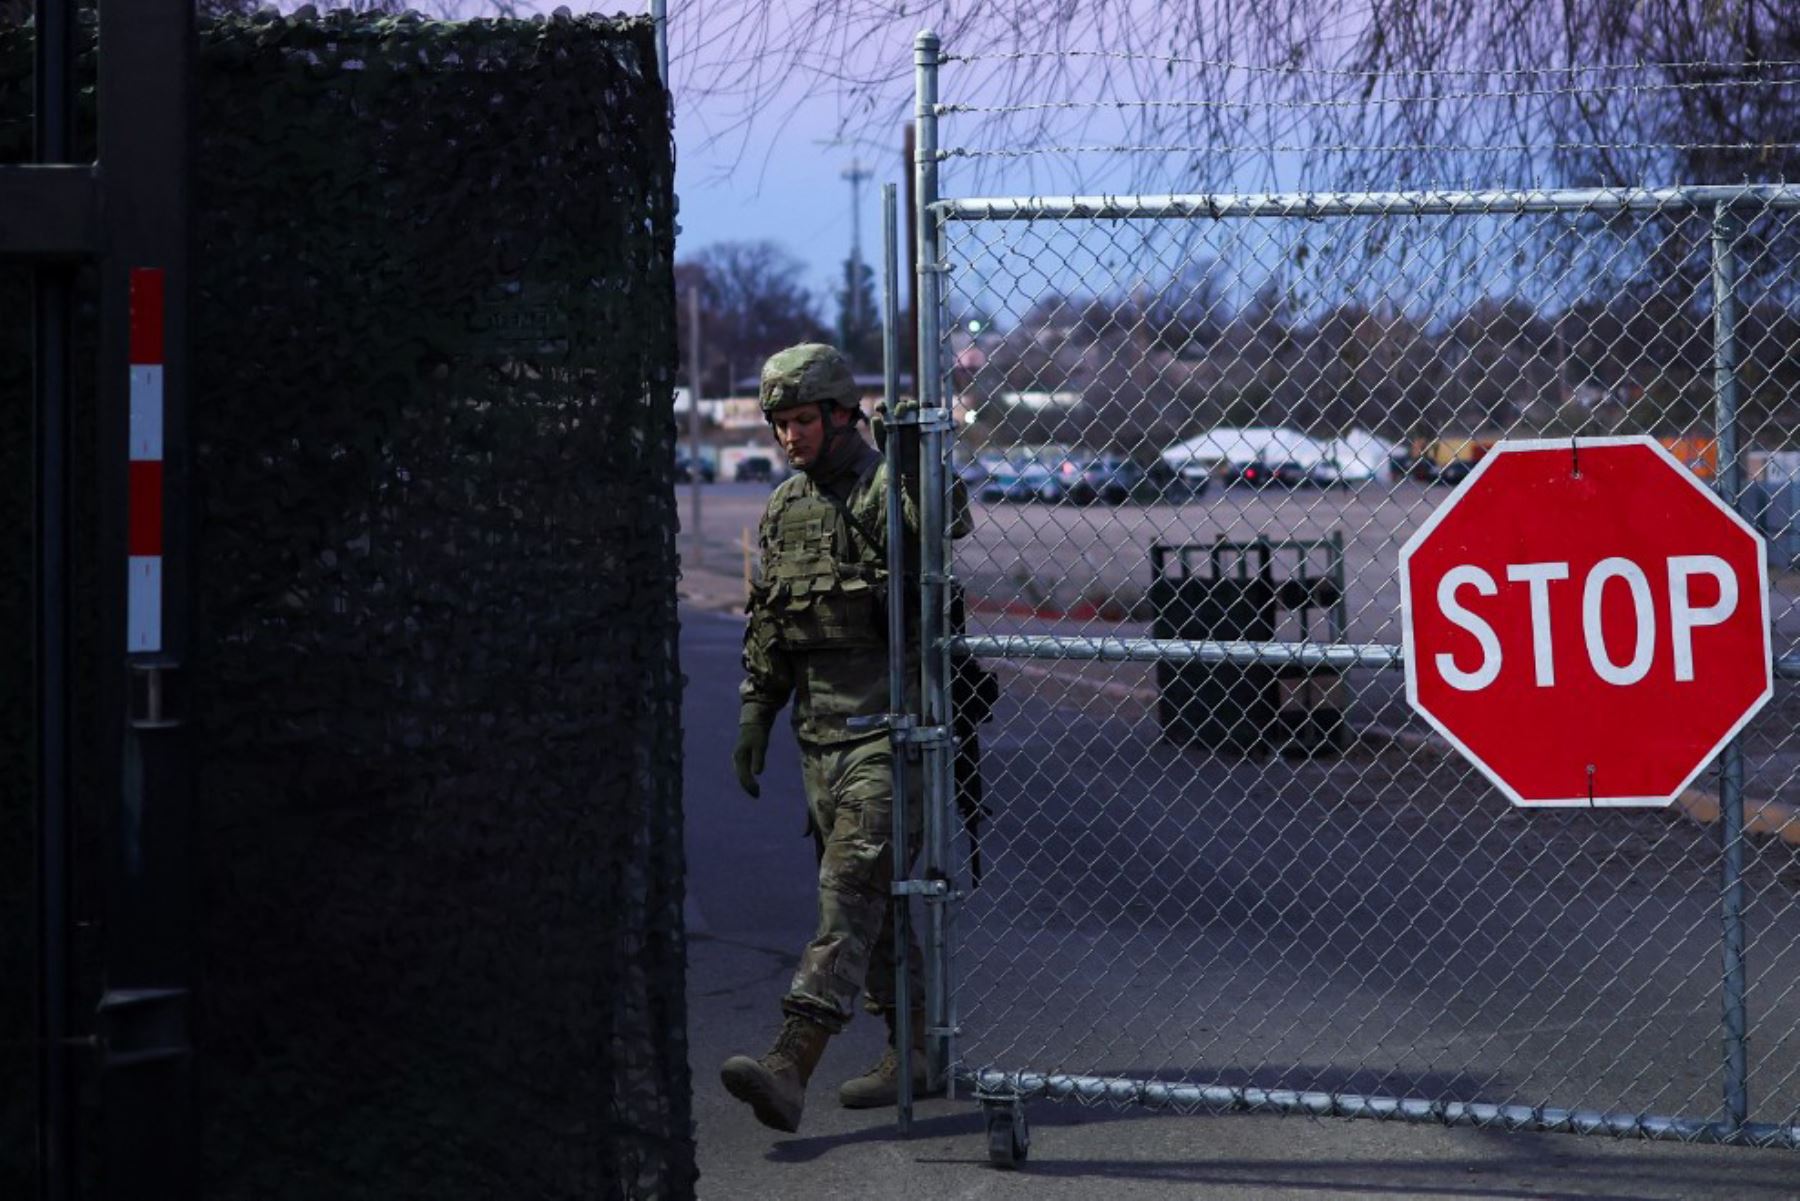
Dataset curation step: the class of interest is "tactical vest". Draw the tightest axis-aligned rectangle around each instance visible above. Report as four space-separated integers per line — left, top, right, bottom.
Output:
760 479 887 652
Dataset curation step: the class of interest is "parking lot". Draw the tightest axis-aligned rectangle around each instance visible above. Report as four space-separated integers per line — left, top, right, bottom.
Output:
681 473 1800 756
679 470 1800 1175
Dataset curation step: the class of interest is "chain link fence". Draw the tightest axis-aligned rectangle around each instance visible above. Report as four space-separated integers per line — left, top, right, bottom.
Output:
907 33 1800 1159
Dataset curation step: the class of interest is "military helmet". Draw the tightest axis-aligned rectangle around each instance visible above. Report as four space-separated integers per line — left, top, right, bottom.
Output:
759 343 858 415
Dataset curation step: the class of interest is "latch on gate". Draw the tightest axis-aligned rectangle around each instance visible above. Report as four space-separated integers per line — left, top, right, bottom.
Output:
888 404 955 433
96 987 191 1071
846 712 951 746
892 878 949 898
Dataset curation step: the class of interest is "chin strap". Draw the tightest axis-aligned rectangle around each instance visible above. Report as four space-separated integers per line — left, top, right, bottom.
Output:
800 401 863 476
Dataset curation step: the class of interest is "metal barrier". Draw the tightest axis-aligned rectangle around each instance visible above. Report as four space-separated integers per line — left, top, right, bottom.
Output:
902 28 1800 1165
1150 536 1349 755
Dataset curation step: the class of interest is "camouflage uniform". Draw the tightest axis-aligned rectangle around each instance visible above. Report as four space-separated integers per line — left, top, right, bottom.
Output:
723 343 970 1132
740 436 928 1031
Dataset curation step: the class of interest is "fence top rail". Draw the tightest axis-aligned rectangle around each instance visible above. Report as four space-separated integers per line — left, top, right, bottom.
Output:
954 634 1800 679
936 184 1800 222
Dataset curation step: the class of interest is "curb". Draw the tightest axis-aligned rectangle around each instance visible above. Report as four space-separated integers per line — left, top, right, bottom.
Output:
1676 789 1800 845
1356 724 1799 843
968 595 1132 623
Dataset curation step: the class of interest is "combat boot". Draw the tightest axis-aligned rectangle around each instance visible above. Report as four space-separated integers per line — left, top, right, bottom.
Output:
720 1012 833 1133
838 1009 938 1109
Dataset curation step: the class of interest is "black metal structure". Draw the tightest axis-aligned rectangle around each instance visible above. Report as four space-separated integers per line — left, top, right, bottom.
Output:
31 3 76 1197
10 10 690 1198
97 9 195 1198
11 2 195 1198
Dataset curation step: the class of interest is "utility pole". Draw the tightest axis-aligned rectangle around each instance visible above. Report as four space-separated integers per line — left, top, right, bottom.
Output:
841 160 873 351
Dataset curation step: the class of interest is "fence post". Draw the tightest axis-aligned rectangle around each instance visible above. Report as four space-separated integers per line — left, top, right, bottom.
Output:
33 1 77 1196
1711 198 1749 1130
648 0 668 90
913 26 954 1095
96 3 197 1195
880 182 919 1133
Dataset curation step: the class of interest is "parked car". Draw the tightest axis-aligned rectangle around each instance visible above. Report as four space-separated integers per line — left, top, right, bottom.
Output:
1236 459 1321 488
978 460 1065 503
1068 454 1157 504
674 452 715 484
1168 461 1217 497
1435 458 1473 485
1143 459 1207 500
1402 454 1473 485
735 454 775 483
1047 452 1086 491
956 449 1010 489
1402 435 1493 484
1234 460 1280 487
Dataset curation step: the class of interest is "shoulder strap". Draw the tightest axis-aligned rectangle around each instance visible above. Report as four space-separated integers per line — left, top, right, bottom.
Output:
818 460 887 565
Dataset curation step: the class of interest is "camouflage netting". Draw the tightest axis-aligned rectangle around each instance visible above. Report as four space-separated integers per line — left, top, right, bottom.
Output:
2 12 691 1199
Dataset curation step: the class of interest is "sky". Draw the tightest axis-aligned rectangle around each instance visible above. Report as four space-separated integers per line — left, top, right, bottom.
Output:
258 0 923 304
672 85 904 305
450 0 1585 312
432 1 1755 323
662 7 926 306
266 0 1079 311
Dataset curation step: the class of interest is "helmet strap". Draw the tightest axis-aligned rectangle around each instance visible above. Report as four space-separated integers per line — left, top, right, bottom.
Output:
811 401 860 475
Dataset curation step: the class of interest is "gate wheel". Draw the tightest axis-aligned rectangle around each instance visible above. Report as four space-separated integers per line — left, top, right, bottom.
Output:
983 1100 1030 1169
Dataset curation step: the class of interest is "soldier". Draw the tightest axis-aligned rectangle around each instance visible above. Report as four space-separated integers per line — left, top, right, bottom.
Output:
721 343 962 1133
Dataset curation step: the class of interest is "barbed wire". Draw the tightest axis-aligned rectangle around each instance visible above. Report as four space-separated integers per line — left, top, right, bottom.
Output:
936 74 1800 118
941 142 1800 161
940 48 1800 78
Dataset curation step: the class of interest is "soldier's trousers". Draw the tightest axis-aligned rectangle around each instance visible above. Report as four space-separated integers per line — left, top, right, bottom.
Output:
782 733 925 1033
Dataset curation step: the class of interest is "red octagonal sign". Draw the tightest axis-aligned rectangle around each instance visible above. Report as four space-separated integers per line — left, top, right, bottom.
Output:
1400 436 1772 807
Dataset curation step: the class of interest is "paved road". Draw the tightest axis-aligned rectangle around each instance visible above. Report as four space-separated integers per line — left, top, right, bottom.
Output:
680 605 1800 1200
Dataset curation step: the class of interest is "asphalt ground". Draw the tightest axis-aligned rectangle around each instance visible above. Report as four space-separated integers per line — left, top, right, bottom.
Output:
679 604 1800 1200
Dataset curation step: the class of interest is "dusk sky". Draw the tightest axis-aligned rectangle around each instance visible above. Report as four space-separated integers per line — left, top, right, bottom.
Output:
663 8 930 304
673 75 907 303
511 1 1744 319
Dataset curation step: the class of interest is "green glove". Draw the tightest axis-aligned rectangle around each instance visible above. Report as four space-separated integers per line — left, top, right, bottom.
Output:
871 399 919 453
733 723 770 797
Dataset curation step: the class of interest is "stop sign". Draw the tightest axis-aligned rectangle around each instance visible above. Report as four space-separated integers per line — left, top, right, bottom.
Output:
1399 436 1771 807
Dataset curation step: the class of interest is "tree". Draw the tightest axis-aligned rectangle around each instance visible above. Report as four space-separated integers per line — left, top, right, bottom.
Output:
678 1 1796 189
675 240 828 398
835 257 881 374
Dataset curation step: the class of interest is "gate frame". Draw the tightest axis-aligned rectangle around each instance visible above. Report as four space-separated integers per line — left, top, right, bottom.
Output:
8 2 197 1197
907 24 1800 1155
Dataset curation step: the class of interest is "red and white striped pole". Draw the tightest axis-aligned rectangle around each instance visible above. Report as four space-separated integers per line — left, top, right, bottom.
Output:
128 267 164 653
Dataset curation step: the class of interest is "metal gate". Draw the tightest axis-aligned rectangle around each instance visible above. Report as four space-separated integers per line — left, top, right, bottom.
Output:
897 30 1800 1162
